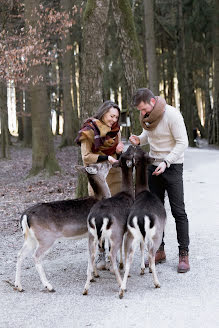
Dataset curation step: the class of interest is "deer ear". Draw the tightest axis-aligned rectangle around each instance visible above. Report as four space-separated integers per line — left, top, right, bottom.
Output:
74 165 86 174
75 164 99 175
112 161 120 168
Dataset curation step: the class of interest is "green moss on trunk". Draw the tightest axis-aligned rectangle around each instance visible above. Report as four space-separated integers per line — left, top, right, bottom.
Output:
75 149 88 198
29 154 61 177
83 0 96 20
117 0 145 75
76 173 88 198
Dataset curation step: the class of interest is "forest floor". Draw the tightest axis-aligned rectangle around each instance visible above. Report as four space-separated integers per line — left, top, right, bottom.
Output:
0 137 219 328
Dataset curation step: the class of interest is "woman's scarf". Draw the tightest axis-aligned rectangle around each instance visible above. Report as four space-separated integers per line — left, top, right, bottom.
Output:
140 96 166 131
75 118 120 156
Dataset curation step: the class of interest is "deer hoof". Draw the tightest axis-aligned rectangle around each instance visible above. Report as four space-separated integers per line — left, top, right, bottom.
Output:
119 263 124 270
119 289 124 299
94 274 100 278
42 287 56 293
83 289 88 295
14 286 24 292
46 284 55 292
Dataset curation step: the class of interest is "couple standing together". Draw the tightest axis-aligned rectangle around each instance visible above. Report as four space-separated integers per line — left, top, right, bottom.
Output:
76 88 190 274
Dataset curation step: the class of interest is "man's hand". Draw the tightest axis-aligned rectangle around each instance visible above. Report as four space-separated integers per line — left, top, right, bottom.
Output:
116 142 124 154
129 135 140 145
152 162 167 176
108 156 118 164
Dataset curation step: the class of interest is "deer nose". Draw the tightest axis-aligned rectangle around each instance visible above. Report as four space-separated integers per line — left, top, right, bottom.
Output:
126 160 133 168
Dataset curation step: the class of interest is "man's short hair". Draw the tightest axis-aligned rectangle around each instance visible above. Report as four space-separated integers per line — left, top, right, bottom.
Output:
132 88 155 106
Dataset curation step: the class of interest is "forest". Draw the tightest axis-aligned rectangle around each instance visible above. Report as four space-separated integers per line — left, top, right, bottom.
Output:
0 0 218 178
1 2 219 323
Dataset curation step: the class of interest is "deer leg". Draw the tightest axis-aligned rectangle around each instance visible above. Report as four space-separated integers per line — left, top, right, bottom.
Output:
140 240 145 275
33 241 55 292
119 234 136 299
83 235 97 295
109 241 122 287
148 250 161 288
15 239 35 292
119 244 123 270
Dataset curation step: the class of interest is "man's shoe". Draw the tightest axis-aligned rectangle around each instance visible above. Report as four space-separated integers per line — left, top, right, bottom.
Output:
145 249 166 267
178 250 190 273
96 251 106 270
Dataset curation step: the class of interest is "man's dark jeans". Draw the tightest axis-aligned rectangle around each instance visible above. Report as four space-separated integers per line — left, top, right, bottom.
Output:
148 164 189 252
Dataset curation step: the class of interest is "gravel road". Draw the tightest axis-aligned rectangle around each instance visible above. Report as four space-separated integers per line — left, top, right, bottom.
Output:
0 145 219 328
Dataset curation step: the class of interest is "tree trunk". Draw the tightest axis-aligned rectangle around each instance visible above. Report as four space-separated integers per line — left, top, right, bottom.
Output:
176 0 196 145
23 90 32 147
25 0 60 175
167 49 174 106
72 44 79 135
80 0 110 119
0 83 9 158
56 56 63 136
77 0 111 197
60 0 77 146
160 40 166 99
121 84 128 109
111 0 146 135
143 0 159 95
211 0 219 144
203 60 211 141
29 64 60 175
16 88 24 141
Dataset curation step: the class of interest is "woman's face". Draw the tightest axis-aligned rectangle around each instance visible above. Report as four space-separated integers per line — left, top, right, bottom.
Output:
102 107 119 128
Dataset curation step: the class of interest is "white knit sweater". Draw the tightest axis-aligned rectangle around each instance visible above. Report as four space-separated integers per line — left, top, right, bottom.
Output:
138 104 188 167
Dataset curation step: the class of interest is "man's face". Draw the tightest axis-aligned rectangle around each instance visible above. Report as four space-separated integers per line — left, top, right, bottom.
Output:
137 99 156 117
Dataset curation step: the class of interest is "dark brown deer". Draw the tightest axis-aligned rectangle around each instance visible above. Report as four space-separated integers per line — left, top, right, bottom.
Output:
119 146 167 298
83 146 136 295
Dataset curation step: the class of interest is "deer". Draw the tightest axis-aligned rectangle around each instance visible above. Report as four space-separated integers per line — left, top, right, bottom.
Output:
14 162 111 292
83 145 136 295
119 146 167 298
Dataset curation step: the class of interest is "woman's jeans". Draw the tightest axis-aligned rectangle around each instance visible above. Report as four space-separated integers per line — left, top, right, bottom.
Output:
148 164 189 252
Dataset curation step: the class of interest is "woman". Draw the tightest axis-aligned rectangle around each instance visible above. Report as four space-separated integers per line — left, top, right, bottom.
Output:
75 100 124 270
76 100 124 196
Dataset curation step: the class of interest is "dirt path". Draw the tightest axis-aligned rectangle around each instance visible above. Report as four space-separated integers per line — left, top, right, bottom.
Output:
0 142 218 328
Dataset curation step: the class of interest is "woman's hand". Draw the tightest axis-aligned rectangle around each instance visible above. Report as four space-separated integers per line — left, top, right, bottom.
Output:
108 156 119 164
116 142 124 154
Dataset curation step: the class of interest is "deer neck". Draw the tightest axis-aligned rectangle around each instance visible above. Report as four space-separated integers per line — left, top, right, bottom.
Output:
121 167 134 198
135 164 149 197
88 175 111 200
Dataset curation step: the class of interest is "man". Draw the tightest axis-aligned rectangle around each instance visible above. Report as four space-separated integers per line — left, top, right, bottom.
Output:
129 88 190 273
